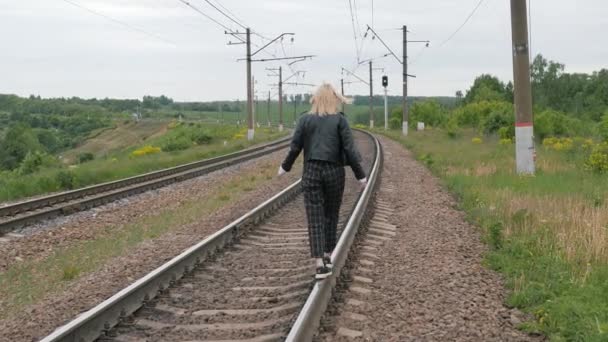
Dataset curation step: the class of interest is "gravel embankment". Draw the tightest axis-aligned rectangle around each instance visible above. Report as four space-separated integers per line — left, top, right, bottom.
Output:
317 136 542 341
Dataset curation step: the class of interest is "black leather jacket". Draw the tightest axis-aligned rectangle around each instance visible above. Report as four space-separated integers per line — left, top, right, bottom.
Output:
281 113 366 180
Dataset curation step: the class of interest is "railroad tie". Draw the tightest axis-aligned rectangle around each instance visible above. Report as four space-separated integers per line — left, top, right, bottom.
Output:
328 182 397 340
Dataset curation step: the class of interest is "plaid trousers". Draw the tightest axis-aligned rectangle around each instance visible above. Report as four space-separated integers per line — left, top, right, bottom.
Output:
302 160 346 258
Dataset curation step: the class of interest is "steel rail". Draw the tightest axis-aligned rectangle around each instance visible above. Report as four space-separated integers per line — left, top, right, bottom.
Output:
40 130 380 342
40 179 303 342
286 130 383 341
0 136 291 235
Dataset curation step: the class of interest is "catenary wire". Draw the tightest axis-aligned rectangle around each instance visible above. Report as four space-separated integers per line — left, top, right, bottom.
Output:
62 0 175 45
438 0 486 47
348 0 361 61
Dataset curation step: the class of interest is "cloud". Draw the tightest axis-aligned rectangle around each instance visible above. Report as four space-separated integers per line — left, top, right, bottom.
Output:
0 0 606 101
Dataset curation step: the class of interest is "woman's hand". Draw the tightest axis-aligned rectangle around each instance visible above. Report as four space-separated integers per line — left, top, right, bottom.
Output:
359 177 367 188
278 166 287 176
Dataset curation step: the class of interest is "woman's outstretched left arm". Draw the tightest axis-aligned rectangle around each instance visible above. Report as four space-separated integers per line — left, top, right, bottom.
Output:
280 117 305 173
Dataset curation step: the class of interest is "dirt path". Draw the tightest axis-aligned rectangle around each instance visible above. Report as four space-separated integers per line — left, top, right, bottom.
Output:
318 135 541 341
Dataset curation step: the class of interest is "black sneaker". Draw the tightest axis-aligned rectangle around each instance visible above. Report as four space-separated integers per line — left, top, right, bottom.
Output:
315 266 332 280
323 256 333 270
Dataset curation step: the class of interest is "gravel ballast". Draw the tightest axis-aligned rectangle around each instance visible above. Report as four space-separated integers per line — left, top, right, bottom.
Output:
318 136 541 341
0 149 301 342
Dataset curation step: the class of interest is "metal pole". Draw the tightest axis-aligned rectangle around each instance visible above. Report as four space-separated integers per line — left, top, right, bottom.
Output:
252 75 257 127
510 0 535 174
402 25 408 136
246 28 254 140
369 61 374 129
267 90 271 127
341 78 345 113
293 95 297 126
384 87 388 131
279 66 284 131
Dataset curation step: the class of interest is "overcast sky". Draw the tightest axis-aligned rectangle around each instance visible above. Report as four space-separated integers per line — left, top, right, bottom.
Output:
1 0 607 101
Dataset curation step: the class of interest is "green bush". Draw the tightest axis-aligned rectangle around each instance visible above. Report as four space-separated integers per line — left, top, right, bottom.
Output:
598 112 608 142
498 126 515 139
410 100 447 127
190 130 212 145
452 100 512 128
77 152 95 164
161 136 192 152
535 109 593 141
18 151 57 175
56 170 76 190
482 110 514 135
445 117 461 139
585 142 608 173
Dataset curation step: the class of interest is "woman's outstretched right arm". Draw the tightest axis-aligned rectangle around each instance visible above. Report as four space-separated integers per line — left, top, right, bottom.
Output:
339 116 366 180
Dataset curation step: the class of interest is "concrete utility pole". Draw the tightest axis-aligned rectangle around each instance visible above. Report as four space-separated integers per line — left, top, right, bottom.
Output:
382 76 389 130
402 25 408 136
293 95 297 126
252 75 257 128
369 61 374 128
267 90 271 126
279 67 284 131
341 78 345 113
245 28 254 140
510 0 535 174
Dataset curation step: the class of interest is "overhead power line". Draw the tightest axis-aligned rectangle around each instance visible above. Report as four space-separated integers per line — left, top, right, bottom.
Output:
439 0 486 47
201 0 248 32
347 0 361 61
62 0 175 45
178 0 235 33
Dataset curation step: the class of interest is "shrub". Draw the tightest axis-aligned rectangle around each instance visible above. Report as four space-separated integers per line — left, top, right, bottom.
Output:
499 138 512 145
535 109 588 140
389 117 401 130
452 100 512 128
472 137 483 144
131 145 161 157
190 130 212 145
586 142 608 173
161 137 191 152
542 137 574 151
56 170 76 189
18 151 57 175
77 152 95 164
481 110 514 135
498 126 515 140
445 117 461 139
410 100 447 127
598 113 608 142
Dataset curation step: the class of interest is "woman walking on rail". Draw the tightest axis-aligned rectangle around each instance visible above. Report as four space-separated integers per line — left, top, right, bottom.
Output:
278 83 367 280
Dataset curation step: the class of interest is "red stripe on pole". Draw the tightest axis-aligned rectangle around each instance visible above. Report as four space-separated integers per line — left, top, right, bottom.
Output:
515 122 533 127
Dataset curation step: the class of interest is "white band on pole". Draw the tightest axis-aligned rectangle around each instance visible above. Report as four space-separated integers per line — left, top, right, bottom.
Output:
515 124 535 174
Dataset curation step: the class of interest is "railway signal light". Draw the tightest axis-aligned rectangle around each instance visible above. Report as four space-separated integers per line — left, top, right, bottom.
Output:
382 75 388 87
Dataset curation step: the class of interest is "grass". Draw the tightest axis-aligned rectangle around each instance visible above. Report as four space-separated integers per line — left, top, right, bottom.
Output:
0 159 284 319
381 128 608 341
60 120 169 164
0 123 286 203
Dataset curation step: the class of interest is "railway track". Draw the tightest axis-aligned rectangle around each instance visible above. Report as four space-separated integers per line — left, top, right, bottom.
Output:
40 130 382 342
0 137 291 235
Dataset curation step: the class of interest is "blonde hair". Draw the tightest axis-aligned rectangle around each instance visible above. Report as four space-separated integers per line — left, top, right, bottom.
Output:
309 83 352 116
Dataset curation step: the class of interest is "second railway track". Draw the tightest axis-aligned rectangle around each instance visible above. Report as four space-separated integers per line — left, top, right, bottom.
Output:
0 136 291 235
40 130 382 342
